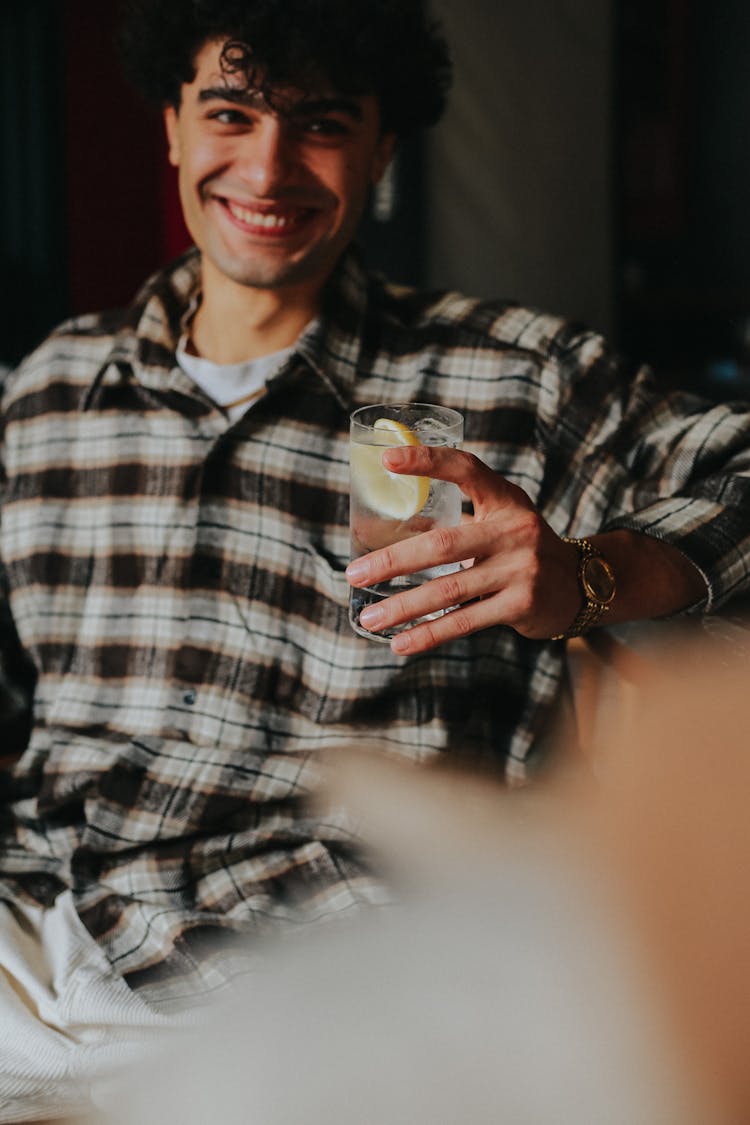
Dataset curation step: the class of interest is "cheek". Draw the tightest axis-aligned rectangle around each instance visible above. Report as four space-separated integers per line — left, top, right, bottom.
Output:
342 165 375 212
308 151 362 198
181 138 230 195
326 160 371 209
177 164 199 216
176 161 209 246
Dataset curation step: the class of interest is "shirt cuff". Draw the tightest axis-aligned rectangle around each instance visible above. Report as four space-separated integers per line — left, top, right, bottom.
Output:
603 496 750 615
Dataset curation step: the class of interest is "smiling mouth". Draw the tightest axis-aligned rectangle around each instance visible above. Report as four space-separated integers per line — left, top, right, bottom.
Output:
219 198 317 236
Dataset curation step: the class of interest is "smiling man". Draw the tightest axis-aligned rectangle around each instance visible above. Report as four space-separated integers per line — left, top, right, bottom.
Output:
3 0 750 1118
164 41 395 356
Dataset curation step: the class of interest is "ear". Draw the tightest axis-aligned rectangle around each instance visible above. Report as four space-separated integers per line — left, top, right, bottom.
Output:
370 132 397 185
163 105 181 167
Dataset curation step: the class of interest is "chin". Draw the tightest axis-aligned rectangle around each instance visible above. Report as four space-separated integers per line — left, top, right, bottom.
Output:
221 251 337 292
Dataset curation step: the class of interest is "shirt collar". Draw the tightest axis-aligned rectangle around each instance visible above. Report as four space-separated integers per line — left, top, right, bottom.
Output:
83 246 370 412
293 247 369 408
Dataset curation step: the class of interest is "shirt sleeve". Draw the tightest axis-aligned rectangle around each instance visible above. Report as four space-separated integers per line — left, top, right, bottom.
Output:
0 371 36 763
543 326 750 613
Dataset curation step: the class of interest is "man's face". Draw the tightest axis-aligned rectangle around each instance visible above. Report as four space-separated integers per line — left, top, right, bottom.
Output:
164 40 395 296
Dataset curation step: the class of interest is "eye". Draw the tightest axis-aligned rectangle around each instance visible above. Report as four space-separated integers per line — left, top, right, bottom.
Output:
301 117 350 138
208 108 249 126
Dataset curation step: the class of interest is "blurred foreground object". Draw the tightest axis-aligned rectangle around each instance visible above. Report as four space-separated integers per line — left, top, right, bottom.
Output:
99 695 743 1125
595 639 750 1125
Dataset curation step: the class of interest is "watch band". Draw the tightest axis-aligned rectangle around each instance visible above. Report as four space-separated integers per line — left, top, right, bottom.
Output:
551 536 614 640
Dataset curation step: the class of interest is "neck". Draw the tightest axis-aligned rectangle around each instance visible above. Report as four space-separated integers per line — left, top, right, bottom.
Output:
192 260 322 363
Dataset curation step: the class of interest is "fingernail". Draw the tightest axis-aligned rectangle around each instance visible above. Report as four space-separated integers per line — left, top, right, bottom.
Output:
391 633 410 653
346 561 368 583
360 605 384 628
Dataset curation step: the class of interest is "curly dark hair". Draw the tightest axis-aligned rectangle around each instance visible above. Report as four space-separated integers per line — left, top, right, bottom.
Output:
116 0 452 136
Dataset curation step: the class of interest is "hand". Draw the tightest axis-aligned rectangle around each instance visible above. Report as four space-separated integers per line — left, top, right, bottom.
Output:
345 445 582 654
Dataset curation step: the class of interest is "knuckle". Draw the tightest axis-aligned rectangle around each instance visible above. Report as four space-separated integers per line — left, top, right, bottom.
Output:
449 609 476 637
385 592 407 620
440 573 465 605
517 511 543 547
525 551 544 590
431 526 459 558
513 586 536 619
378 547 396 573
464 451 485 478
416 621 440 648
408 447 427 471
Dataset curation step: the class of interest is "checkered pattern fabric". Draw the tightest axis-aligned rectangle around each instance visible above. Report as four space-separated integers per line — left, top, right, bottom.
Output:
2 246 750 1002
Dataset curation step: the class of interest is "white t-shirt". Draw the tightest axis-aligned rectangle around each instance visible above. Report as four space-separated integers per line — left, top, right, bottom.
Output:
176 337 295 423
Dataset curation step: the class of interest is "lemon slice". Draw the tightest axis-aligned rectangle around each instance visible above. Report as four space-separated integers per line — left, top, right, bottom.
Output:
350 417 430 520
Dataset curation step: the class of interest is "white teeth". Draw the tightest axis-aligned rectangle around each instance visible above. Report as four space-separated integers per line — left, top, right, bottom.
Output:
226 201 295 229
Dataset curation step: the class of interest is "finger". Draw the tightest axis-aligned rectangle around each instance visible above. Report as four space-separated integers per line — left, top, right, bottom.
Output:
346 524 480 586
382 446 524 510
387 593 516 656
346 517 519 588
346 524 464 586
357 558 505 635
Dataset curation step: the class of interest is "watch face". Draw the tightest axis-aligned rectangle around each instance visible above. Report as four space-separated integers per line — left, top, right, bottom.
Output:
582 556 616 604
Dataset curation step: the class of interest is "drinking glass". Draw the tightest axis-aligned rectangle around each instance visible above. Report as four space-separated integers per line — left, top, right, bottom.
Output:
348 402 464 642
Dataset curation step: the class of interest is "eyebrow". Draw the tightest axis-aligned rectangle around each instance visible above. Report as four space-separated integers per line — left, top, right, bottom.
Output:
197 87 364 122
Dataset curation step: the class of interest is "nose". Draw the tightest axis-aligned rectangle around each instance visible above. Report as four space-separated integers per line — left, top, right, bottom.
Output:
237 117 296 197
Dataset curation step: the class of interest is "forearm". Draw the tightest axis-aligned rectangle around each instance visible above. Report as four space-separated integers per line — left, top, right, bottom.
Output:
583 530 707 630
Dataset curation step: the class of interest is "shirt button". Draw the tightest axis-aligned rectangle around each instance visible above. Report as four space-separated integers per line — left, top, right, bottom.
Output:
183 689 197 706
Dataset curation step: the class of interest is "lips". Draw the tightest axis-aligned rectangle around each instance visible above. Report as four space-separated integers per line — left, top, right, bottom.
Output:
219 197 317 237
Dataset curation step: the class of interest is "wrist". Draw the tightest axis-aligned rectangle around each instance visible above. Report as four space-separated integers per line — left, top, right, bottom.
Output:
551 537 617 640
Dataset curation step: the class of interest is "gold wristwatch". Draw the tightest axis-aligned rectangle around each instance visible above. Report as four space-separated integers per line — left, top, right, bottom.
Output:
551 536 616 640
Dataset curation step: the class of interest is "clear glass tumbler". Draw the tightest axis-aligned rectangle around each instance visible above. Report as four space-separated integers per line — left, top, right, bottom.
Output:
348 402 464 642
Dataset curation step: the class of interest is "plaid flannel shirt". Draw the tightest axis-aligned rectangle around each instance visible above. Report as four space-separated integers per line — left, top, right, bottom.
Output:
3 247 750 1004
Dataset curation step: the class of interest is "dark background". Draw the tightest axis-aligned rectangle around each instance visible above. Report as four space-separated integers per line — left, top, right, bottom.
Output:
2 0 750 403
616 0 750 398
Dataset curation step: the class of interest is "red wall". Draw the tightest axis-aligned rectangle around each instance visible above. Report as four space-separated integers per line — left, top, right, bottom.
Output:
61 2 190 316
